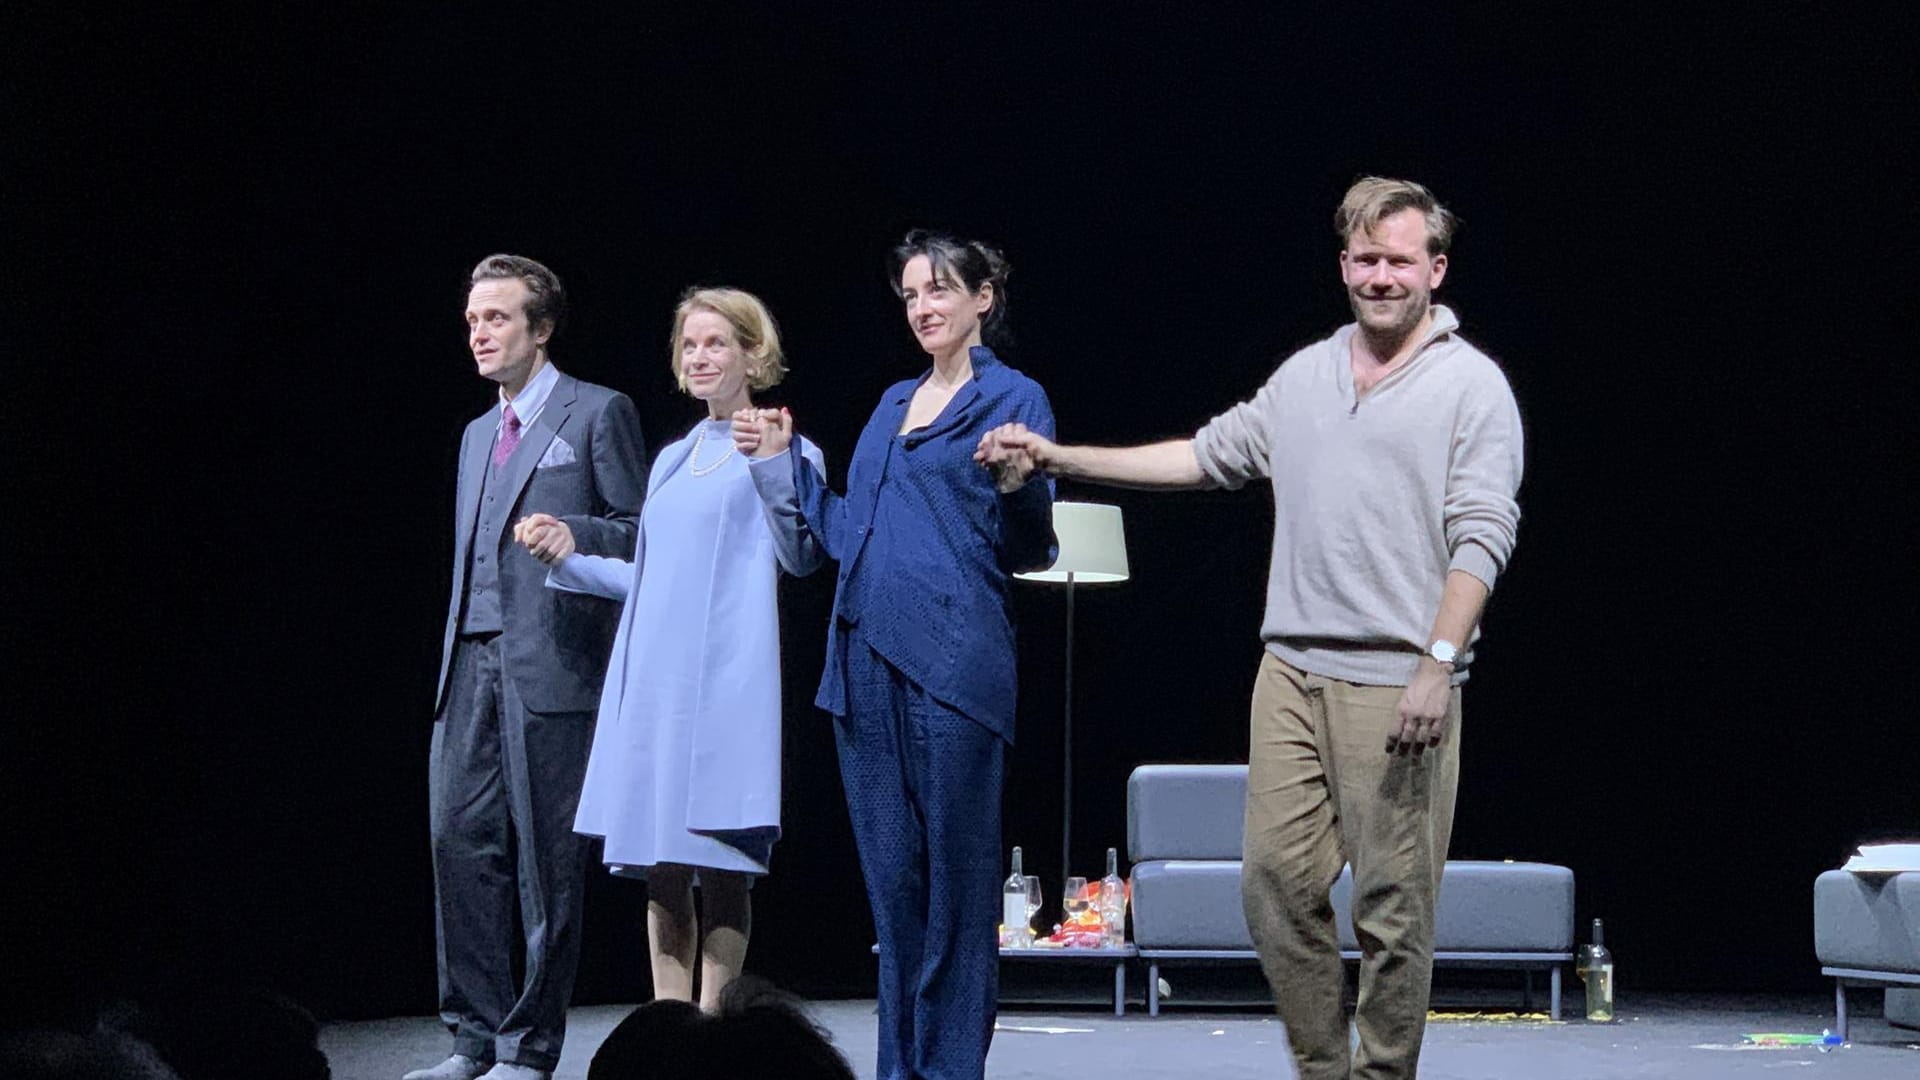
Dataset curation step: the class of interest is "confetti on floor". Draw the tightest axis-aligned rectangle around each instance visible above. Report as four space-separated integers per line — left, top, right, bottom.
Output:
1426 1010 1563 1024
1689 1037 1835 1045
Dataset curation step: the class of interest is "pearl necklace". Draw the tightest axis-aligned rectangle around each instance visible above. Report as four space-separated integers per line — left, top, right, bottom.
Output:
687 421 735 477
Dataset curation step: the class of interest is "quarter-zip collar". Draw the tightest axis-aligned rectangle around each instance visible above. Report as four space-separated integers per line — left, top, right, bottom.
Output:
1340 304 1461 415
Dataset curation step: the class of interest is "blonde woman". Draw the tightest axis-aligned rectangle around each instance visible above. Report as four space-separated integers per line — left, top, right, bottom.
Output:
514 287 825 1010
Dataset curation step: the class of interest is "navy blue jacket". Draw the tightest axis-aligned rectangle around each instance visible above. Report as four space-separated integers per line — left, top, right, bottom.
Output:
790 347 1056 741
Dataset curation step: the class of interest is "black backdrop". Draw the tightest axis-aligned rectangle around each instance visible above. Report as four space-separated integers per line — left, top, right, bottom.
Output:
7 4 1914 1024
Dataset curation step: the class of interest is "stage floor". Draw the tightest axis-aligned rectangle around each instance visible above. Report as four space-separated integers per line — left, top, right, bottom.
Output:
321 993 1917 1079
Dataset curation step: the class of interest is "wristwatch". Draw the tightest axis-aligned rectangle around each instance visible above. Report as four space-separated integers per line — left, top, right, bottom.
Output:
1426 640 1459 666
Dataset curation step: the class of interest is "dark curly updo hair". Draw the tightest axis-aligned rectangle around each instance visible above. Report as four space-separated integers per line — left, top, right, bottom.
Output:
891 229 1014 350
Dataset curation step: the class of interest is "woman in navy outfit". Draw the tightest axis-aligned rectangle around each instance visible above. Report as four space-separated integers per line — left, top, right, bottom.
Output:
735 232 1056 1080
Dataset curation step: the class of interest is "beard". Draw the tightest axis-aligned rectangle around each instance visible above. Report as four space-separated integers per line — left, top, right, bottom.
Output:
1349 288 1429 342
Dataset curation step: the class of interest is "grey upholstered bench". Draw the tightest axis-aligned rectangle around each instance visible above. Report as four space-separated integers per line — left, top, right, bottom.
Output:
1127 764 1576 1018
1814 869 1920 1039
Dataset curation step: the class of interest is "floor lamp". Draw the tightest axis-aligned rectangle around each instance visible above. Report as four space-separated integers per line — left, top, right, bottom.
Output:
1015 502 1130 893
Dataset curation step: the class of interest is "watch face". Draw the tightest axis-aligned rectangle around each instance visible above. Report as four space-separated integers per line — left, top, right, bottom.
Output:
1429 641 1458 664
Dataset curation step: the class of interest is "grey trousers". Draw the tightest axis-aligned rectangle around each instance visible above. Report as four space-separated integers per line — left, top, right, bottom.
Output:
430 635 595 1071
1241 654 1462 1080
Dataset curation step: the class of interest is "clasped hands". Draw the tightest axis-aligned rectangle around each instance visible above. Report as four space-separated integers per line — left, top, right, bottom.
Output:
512 513 575 564
973 423 1052 493
729 406 793 458
723 408 1049 495
512 408 797 564
512 412 1047 561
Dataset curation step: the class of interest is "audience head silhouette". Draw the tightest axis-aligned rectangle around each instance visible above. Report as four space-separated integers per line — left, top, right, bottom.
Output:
589 978 853 1080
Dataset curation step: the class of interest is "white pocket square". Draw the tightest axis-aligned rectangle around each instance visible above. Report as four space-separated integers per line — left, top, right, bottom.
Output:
536 437 577 468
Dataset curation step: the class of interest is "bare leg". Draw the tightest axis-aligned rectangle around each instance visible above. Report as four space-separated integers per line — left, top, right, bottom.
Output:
698 869 753 1012
646 864 697 1002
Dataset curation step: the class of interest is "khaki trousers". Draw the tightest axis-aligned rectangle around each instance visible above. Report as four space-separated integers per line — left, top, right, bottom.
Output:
1241 653 1462 1080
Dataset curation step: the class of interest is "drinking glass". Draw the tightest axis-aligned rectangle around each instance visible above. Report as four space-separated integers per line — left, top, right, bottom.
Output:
1062 876 1090 920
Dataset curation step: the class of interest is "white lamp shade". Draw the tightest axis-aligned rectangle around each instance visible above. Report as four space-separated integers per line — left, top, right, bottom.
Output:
1016 502 1130 584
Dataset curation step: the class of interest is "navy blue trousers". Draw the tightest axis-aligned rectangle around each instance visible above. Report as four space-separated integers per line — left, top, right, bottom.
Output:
837 629 1007 1080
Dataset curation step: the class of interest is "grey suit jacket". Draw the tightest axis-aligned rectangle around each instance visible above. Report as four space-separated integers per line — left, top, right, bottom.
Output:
434 371 647 717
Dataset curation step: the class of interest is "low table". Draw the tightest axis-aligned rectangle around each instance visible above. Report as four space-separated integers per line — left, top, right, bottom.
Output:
872 943 1138 1015
1004 944 1138 1016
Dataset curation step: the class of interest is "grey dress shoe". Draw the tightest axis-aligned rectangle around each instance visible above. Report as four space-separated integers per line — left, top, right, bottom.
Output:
401 1053 488 1080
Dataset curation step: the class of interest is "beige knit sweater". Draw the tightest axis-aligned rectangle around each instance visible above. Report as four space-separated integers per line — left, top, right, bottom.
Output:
1191 306 1524 686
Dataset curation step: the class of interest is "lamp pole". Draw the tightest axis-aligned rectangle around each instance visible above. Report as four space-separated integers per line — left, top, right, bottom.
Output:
1013 502 1128 910
1061 571 1076 893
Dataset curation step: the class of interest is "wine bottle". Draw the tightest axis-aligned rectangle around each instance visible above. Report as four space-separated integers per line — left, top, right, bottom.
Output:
1576 917 1614 1021
1098 847 1127 948
1002 846 1030 949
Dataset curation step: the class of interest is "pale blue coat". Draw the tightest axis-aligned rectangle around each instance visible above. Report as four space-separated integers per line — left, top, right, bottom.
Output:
550 422 825 874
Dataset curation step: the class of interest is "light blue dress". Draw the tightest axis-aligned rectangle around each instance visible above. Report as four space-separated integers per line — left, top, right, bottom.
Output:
550 418 825 876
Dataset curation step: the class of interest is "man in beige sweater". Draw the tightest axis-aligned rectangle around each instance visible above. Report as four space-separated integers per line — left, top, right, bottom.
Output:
978 177 1523 1079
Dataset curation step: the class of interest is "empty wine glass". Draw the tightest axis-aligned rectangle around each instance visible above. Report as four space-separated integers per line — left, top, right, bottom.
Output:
1024 875 1042 927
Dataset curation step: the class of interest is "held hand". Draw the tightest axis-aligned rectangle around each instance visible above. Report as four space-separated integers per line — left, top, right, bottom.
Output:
531 520 576 563
730 409 763 455
1389 658 1453 756
512 513 561 549
987 445 1036 493
974 422 1057 472
975 422 1054 493
731 407 794 459
512 513 576 565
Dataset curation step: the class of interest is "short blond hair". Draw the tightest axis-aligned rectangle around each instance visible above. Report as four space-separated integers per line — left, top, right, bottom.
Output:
669 287 787 392
1335 177 1456 256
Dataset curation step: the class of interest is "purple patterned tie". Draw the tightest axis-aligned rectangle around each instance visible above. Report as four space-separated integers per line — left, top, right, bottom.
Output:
494 403 522 468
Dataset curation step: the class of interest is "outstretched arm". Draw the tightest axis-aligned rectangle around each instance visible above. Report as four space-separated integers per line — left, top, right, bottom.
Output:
545 553 635 600
980 390 1060 573
514 512 633 600
738 408 851 562
760 435 830 577
977 425 1210 491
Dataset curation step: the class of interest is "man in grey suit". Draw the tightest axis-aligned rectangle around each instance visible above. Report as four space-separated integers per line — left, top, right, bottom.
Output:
409 255 648 1080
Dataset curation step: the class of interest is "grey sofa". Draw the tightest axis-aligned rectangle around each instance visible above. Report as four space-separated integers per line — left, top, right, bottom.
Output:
1813 869 1920 1038
1127 764 1576 1017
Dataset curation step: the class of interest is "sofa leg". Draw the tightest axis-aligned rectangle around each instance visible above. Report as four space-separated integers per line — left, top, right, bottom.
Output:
1149 962 1161 1017
1835 979 1848 1042
1550 965 1562 1021
1114 960 1126 1016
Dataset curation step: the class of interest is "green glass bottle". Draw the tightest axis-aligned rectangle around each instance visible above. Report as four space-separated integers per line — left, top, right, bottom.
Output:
1576 918 1614 1021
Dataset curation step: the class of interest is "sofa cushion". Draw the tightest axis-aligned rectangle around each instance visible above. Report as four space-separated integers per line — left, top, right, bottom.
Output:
1814 870 1920 974
1127 765 1247 861
1132 860 1254 949
1430 861 1576 952
1133 858 1574 952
